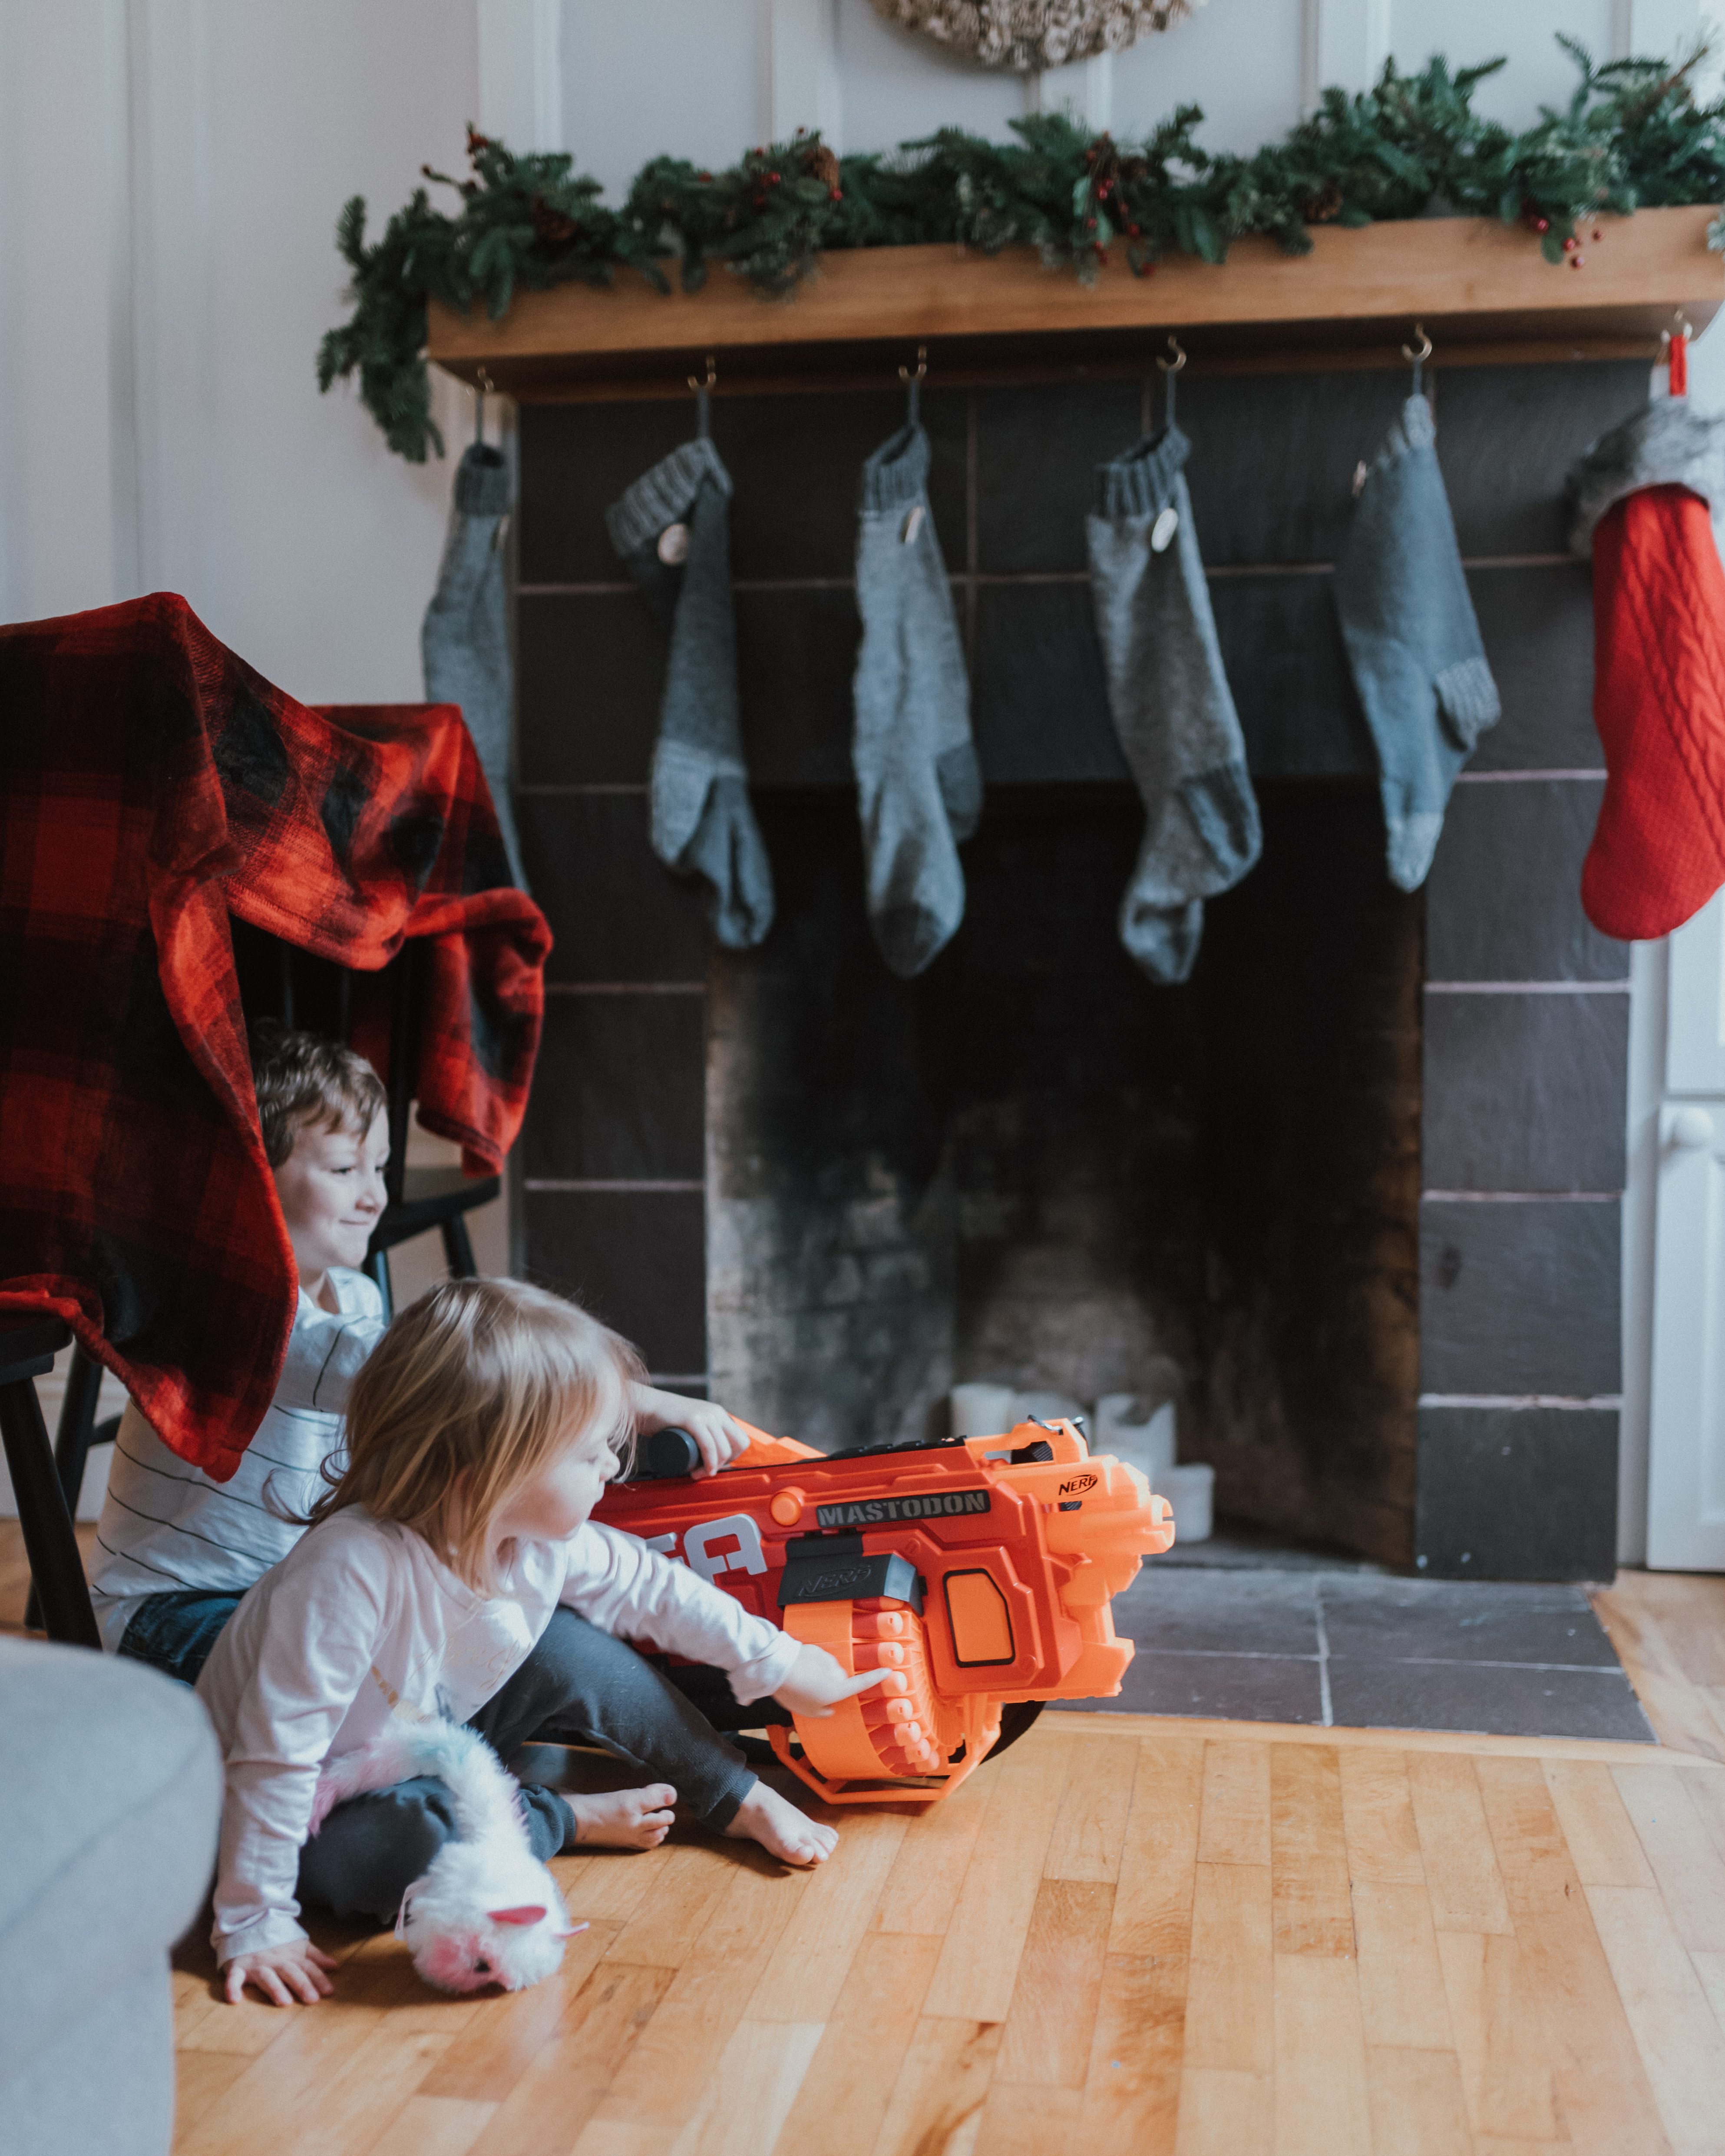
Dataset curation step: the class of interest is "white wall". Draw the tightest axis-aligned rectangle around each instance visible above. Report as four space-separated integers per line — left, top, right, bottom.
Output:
553 0 1714 195
0 0 476 693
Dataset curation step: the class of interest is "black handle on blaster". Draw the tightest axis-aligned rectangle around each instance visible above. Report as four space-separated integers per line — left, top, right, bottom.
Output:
630 1426 703 1480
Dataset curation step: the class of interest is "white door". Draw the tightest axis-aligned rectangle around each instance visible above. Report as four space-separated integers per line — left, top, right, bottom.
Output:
1647 890 1725 1568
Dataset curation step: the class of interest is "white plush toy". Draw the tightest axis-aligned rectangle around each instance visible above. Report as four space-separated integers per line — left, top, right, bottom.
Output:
310 1719 586 1994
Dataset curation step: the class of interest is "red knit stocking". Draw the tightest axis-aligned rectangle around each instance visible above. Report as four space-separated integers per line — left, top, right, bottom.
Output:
1582 482 1725 940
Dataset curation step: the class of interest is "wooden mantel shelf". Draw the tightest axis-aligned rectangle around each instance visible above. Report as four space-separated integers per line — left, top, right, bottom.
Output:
427 205 1724 403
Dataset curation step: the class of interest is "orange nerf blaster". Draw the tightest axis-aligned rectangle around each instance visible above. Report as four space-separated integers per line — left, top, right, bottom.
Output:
591 1418 1175 1804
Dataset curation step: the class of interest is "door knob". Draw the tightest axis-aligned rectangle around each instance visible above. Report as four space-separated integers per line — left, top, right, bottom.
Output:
1671 1106 1715 1149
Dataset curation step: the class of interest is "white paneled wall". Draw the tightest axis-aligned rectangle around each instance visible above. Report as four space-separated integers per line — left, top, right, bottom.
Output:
548 0 1713 185
0 0 477 695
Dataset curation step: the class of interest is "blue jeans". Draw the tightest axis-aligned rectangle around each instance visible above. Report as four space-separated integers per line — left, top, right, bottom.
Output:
117 1589 243 1687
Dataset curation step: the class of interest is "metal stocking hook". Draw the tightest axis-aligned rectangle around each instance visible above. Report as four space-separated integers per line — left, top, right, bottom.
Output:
474 365 494 450
1156 334 1186 431
898 343 928 427
688 353 717 439
1402 323 1433 397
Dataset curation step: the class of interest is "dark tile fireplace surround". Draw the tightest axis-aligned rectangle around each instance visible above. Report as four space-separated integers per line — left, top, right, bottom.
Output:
513 360 1635 1585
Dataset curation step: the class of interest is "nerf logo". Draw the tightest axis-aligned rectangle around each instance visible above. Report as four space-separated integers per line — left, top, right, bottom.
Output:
815 1489 991 1529
1057 1473 1099 1497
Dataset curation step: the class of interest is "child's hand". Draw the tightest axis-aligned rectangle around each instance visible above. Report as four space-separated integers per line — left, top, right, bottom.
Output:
773 1642 896 1718
630 1385 753 1479
222 1940 338 2007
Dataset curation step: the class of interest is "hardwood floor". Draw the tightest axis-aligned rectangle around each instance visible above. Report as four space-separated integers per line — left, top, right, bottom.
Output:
1590 1569 1725 1766
164 1716 1725 2156
6 1527 1725 2154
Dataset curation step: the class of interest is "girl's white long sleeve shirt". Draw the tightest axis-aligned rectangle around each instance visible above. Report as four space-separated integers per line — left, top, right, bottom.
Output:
195 1506 801 1963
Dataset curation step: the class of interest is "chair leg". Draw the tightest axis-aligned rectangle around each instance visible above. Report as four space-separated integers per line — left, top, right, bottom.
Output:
441 1213 479 1279
24 1344 106 1631
0 1379 100 1648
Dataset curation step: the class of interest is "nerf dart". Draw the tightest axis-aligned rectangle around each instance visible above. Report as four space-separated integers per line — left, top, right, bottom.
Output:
594 1417 1174 1805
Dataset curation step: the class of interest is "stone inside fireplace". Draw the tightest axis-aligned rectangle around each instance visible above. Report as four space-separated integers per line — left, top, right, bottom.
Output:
515 356 1639 1582
708 782 1421 1567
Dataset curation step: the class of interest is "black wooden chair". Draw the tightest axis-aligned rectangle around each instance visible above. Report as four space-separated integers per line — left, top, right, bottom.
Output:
1 1313 99 1648
17 924 502 1642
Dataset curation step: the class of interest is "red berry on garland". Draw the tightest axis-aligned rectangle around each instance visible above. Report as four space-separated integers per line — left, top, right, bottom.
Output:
770 172 780 183
1562 235 1576 251
1128 224 1140 237
1593 228 1603 241
830 188 843 201
1085 217 1097 230
1571 254 1585 267
1534 218 1549 233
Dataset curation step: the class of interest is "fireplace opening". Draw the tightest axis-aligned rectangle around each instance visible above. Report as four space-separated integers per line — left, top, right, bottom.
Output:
707 777 1423 1568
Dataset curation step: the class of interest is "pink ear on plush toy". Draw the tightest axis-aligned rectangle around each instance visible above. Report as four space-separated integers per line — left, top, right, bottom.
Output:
489 1905 549 1926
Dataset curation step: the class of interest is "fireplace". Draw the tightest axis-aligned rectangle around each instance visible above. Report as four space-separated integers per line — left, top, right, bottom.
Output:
515 358 1635 1581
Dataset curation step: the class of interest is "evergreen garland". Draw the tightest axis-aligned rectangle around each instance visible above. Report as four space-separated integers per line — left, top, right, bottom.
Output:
320 40 1725 462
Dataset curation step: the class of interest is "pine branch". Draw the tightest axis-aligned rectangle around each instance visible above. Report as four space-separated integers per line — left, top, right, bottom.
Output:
321 39 1725 461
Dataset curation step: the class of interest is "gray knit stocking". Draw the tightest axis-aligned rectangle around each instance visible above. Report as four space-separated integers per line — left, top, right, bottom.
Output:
422 444 524 886
608 438 773 950
1087 424 1261 984
852 422 981 977
1334 394 1500 891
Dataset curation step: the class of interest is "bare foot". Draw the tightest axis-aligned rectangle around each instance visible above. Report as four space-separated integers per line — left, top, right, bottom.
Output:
563 1783 677 1850
724 1779 838 1867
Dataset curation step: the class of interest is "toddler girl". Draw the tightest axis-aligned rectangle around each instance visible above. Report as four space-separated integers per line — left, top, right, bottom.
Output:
198 1275 886 2007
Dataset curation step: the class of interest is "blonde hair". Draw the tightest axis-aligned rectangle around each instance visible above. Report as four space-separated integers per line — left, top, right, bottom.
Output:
305 1276 645 1589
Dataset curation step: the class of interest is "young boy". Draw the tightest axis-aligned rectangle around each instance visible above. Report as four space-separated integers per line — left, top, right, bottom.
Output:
91 1026 393 1679
93 1024 748 1686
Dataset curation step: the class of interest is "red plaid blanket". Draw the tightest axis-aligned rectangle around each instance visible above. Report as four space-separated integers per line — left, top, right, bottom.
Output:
0 593 550 1479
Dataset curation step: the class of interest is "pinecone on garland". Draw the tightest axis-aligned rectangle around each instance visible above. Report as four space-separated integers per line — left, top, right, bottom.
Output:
802 142 843 192
532 195 582 243
1302 182 1345 224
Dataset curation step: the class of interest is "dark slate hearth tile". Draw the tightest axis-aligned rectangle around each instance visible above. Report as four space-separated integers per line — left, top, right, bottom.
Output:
1427 780 1626 981
724 388 968 582
1435 360 1649 560
1104 1568 1321 1657
1178 369 1411 567
972 581 1127 783
517 793 705 984
1420 1200 1621 1397
735 586 858 787
1317 1575 1620 1666
1325 1658 1650 1741
1050 1650 1325 1723
525 994 706 1182
974 380 1145 574
517 594 663 786
1466 565 1602 772
1209 573 1377 779
519 401 693 585
1421 994 1628 1193
524 1188 705 1375
1416 1404 1620 1582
